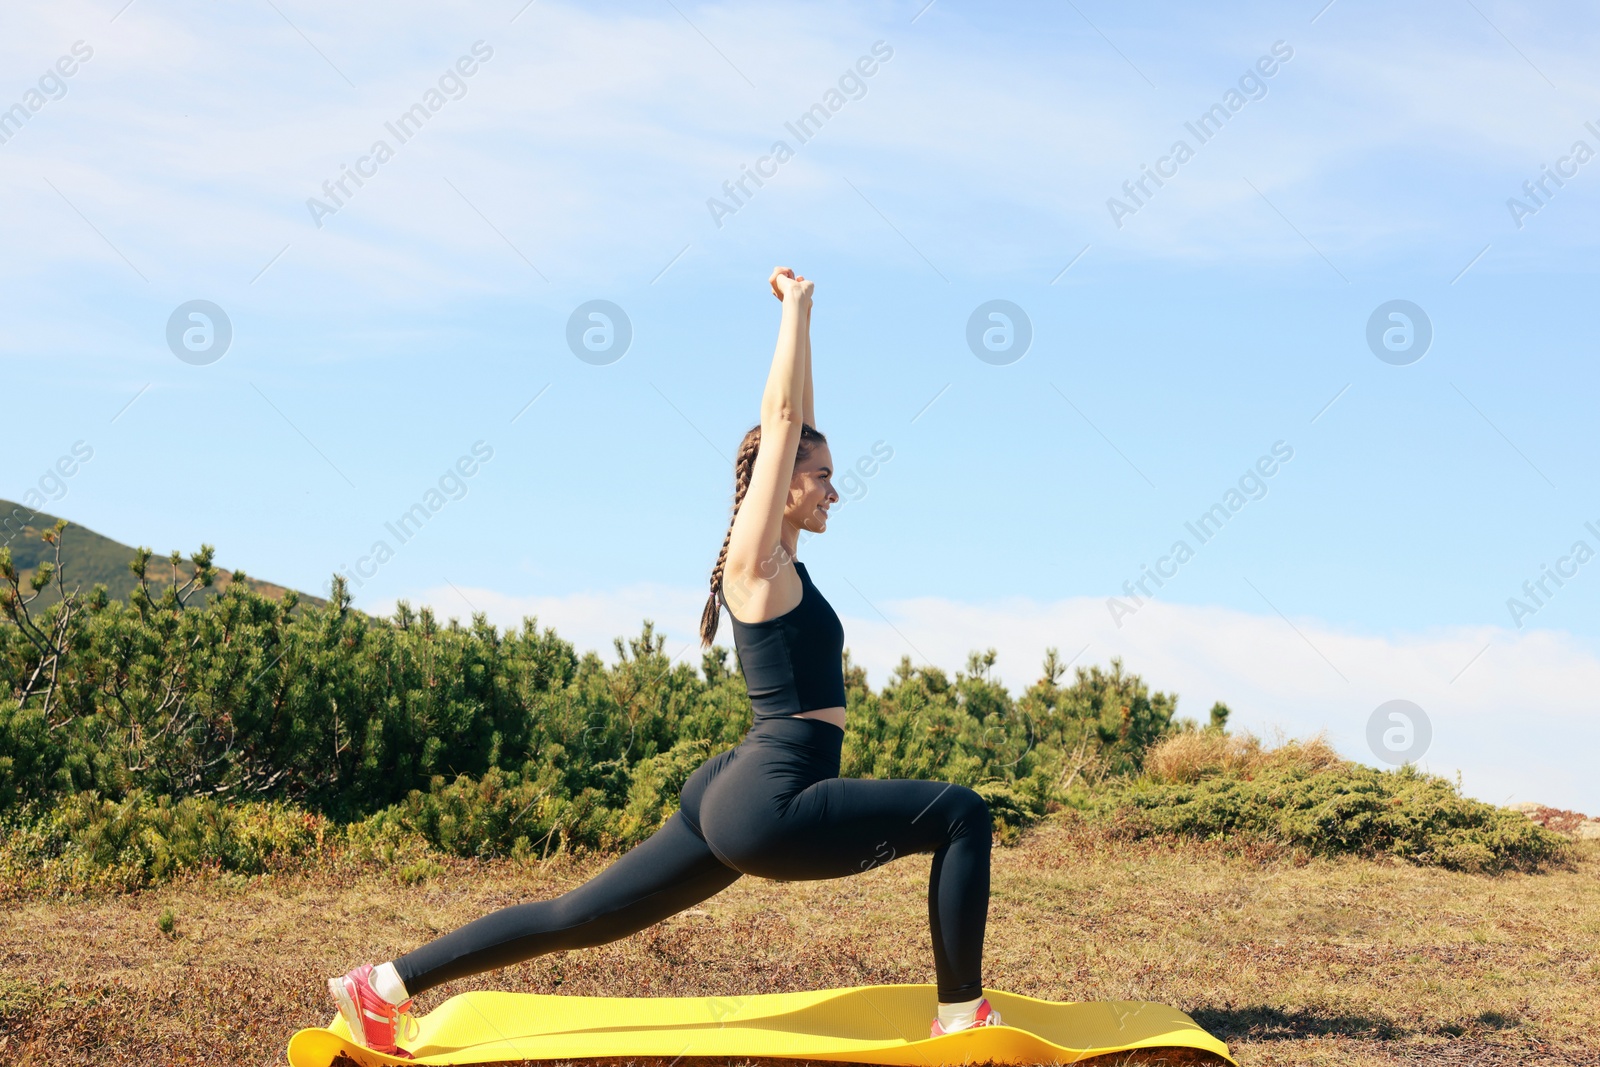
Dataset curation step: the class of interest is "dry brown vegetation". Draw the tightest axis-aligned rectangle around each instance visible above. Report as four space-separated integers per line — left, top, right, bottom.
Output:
2 813 1597 1067
1141 729 1346 784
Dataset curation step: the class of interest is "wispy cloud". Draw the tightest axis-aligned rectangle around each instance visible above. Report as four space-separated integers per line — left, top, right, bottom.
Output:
5 0 1597 320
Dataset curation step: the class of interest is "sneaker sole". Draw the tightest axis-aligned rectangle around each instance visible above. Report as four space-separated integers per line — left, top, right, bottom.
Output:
328 975 369 1048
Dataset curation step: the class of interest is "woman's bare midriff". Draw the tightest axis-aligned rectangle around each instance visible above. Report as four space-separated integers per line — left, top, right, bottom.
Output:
793 706 846 730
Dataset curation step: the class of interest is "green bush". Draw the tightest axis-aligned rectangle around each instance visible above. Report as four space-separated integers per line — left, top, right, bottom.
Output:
2 521 1150 889
5 524 1576 889
973 778 1050 844
0 790 329 893
63 791 325 873
1097 751 1571 874
354 767 607 861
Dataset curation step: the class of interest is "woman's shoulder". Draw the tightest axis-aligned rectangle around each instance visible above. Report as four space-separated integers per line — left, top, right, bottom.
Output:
721 559 806 625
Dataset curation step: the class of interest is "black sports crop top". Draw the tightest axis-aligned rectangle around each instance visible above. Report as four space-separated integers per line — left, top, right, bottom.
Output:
719 561 847 719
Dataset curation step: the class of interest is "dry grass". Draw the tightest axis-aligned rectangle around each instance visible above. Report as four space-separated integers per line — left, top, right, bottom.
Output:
1 814 1597 1067
1142 730 1346 785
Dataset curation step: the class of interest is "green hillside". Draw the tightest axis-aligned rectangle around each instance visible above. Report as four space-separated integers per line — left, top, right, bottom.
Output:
0 498 325 609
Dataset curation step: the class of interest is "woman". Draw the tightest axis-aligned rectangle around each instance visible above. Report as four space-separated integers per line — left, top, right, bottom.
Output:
328 267 1003 1057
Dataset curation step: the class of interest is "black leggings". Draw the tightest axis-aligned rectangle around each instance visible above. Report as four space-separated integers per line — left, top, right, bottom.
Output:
394 715 993 1002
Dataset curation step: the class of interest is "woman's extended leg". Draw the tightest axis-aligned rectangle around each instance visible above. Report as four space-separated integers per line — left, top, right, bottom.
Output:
393 750 743 996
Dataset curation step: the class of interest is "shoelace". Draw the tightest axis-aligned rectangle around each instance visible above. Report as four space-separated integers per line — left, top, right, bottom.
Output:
971 1005 1002 1029
393 1000 421 1045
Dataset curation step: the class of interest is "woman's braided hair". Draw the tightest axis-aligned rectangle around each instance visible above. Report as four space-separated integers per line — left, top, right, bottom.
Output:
699 420 828 647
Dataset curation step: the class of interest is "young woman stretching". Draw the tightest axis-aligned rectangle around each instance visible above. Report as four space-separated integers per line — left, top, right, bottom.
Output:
327 267 1003 1056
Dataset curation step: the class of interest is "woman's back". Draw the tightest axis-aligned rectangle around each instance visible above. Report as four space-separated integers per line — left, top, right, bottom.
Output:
720 561 847 720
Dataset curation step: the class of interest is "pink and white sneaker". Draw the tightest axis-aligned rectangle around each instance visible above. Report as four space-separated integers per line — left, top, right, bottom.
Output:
930 996 1003 1037
328 963 420 1058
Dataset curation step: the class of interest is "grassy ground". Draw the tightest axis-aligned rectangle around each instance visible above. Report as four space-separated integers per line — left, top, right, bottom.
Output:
1 814 1595 1067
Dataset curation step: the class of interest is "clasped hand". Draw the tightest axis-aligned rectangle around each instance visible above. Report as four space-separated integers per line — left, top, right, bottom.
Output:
768 266 814 306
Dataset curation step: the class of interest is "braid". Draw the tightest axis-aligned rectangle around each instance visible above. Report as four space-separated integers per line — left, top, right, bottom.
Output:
699 420 826 647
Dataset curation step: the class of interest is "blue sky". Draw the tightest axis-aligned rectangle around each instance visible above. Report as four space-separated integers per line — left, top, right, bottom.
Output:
3 0 1597 810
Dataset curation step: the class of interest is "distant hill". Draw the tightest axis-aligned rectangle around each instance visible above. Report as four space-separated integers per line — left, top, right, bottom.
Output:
0 499 326 611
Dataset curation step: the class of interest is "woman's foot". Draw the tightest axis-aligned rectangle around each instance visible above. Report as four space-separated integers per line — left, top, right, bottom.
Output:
930 995 1003 1037
328 963 419 1058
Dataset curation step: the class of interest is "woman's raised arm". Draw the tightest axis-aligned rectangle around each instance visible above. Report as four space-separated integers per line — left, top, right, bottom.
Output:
800 287 815 430
724 268 815 581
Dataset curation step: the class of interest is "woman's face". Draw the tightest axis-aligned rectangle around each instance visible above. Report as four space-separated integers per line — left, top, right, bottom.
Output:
787 442 838 534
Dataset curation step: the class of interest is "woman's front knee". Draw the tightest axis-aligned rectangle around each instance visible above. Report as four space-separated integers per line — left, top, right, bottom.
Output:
950 785 992 838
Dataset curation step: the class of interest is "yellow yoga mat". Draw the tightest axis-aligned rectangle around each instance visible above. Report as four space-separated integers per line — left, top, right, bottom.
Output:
286 984 1235 1066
